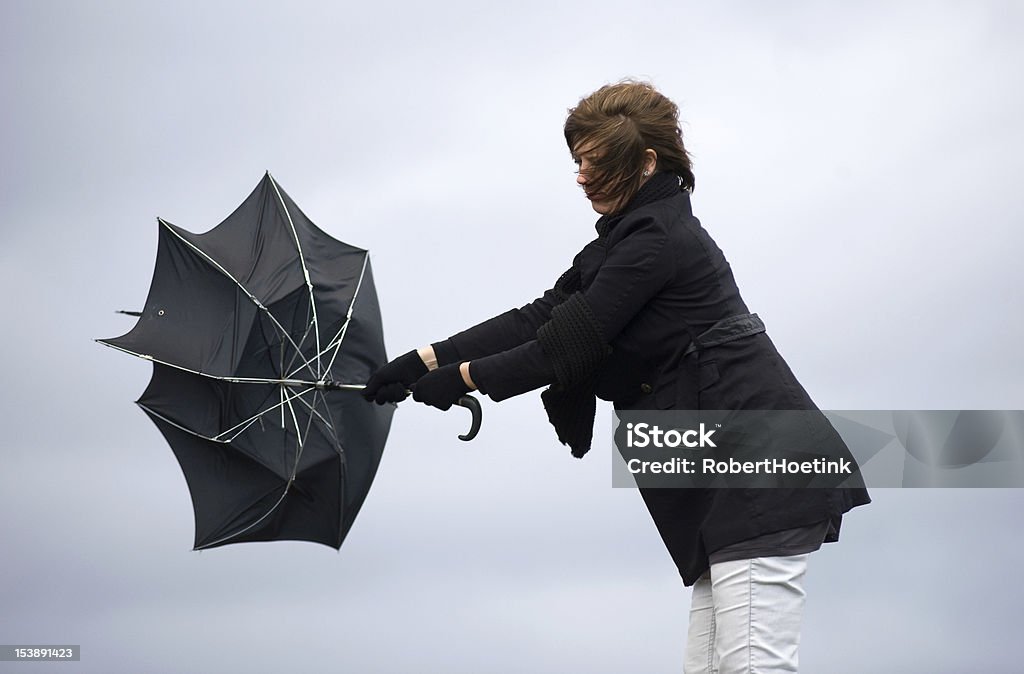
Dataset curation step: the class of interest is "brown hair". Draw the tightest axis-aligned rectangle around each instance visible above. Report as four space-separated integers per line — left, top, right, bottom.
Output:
564 80 695 209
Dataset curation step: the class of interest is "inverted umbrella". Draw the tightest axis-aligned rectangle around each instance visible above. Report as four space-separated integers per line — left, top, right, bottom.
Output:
98 172 480 550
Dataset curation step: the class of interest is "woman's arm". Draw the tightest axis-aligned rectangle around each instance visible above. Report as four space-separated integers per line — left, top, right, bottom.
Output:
418 268 574 368
364 270 572 404
467 215 675 401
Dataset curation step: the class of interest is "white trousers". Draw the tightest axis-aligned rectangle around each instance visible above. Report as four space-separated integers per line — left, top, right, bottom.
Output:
683 554 809 674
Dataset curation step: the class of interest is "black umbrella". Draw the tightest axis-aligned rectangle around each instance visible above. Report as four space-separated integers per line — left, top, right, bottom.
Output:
98 173 480 550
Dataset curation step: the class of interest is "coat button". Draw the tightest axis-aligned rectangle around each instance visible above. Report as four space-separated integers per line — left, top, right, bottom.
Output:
640 383 653 394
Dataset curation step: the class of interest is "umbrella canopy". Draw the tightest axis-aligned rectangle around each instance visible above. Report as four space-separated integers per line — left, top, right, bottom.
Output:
98 173 394 550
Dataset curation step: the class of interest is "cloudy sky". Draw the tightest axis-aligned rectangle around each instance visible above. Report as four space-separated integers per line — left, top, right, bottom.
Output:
2 1 1023 672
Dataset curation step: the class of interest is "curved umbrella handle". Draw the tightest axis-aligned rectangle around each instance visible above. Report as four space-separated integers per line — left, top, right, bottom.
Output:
344 381 482 441
454 394 482 441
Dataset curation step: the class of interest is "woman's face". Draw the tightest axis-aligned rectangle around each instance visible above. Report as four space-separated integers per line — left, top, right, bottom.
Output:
573 143 621 215
573 142 657 215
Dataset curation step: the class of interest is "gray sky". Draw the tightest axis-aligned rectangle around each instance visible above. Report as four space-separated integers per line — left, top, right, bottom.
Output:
2 1 1023 672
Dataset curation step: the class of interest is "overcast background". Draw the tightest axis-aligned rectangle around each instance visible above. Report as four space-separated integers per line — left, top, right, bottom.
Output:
3 1 1023 672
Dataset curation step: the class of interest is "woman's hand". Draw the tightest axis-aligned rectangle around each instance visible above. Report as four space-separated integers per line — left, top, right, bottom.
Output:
362 350 429 404
412 362 474 411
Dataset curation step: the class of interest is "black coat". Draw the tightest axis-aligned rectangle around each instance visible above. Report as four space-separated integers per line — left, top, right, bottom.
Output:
434 173 871 586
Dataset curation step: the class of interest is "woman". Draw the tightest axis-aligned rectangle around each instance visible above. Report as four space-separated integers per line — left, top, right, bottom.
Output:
363 80 870 673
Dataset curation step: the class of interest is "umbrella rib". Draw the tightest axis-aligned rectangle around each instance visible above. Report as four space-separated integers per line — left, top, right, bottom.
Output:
298 391 344 457
297 390 335 434
286 322 337 381
310 389 344 456
138 403 231 444
138 391 311 451
278 278 315 377
286 252 369 381
218 386 316 442
194 485 292 551
99 339 366 447
324 253 369 377
268 173 323 380
295 388 318 463
282 389 314 485
284 320 316 377
158 218 320 381
96 341 349 388
139 402 308 488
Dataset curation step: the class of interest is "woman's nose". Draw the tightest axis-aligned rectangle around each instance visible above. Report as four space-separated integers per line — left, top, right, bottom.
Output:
576 171 587 186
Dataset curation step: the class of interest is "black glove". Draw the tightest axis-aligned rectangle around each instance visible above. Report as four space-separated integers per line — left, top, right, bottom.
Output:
362 350 428 404
412 363 471 411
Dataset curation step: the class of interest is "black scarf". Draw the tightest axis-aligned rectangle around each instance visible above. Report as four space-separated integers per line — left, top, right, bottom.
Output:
596 171 683 239
538 172 684 457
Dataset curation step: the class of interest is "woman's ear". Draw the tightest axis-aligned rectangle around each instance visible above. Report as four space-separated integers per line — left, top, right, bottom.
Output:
644 148 658 175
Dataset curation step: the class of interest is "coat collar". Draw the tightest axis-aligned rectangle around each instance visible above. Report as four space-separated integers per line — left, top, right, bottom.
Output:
595 171 685 238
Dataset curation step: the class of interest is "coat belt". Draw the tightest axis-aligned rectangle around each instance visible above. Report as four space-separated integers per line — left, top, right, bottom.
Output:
683 313 765 357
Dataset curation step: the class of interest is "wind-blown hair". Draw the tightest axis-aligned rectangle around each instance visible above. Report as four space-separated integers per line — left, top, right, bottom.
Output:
564 80 695 209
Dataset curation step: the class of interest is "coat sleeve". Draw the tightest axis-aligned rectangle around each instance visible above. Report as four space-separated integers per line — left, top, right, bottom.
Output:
430 269 571 366
471 214 675 401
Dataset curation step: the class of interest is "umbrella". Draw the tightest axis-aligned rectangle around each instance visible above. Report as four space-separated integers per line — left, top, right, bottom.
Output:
98 172 480 550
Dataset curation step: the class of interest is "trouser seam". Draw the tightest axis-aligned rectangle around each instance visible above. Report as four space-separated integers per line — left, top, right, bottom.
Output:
707 595 716 674
748 559 754 674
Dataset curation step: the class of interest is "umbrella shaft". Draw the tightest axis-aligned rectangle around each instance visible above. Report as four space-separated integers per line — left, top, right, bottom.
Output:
279 379 363 391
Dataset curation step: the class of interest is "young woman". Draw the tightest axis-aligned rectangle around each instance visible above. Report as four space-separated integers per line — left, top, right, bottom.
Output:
363 80 870 673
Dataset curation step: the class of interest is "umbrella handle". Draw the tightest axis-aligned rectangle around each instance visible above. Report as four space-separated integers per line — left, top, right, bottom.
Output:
454 395 482 441
344 382 481 440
